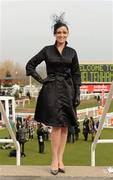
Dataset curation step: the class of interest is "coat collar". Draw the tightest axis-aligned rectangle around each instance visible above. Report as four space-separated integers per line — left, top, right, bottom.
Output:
54 41 68 47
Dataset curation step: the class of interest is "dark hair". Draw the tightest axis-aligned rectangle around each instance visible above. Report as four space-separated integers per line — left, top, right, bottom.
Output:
51 12 69 34
54 22 68 34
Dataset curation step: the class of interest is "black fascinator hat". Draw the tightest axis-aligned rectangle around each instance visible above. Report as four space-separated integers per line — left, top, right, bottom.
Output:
51 12 68 34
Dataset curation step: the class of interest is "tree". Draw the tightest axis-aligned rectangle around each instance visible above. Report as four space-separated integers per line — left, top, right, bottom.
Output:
6 70 12 78
0 60 27 85
4 70 12 87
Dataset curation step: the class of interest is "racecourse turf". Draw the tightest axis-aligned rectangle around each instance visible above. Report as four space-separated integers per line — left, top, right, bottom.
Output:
0 98 113 166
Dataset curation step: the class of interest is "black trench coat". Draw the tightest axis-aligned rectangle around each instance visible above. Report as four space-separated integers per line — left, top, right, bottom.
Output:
26 42 81 127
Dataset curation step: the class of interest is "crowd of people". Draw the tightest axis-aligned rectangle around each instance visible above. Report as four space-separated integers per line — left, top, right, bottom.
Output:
67 115 99 143
82 115 99 141
15 115 50 156
1 114 100 156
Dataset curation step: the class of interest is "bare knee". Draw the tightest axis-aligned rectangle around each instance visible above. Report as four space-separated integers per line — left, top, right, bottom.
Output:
52 127 61 131
61 127 68 134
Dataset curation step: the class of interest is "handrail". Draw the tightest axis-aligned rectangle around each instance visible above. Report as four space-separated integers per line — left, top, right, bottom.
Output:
91 81 113 166
0 100 20 166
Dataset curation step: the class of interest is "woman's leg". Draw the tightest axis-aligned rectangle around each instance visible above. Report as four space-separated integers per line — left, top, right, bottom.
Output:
58 127 68 169
51 127 61 170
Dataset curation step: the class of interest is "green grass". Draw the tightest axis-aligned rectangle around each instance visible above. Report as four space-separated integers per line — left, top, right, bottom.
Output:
15 97 36 112
78 98 97 110
0 98 113 166
0 127 113 166
16 97 113 113
78 98 113 113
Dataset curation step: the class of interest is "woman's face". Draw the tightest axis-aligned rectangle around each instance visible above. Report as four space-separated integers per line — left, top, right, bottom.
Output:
55 26 69 44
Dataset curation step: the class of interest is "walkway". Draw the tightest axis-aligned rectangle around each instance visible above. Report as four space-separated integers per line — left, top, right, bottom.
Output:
0 166 113 180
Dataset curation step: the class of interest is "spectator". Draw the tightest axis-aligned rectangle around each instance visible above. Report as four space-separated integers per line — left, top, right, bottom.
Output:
43 126 49 141
83 115 89 141
95 119 100 132
16 124 26 157
28 125 34 140
67 126 75 143
26 91 31 100
89 117 95 141
37 123 45 153
96 94 101 106
95 119 100 139
74 120 80 140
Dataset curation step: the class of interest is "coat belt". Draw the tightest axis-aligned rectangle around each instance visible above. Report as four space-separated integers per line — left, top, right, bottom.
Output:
43 72 71 83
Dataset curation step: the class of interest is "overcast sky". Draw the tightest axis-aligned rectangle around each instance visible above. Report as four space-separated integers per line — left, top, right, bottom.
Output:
0 0 113 65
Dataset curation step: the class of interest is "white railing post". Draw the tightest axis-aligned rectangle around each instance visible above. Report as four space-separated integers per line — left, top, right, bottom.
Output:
91 143 95 167
0 100 20 166
12 97 16 122
91 81 113 166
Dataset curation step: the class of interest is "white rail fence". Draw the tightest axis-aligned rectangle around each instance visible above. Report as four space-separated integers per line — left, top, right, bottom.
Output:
91 81 113 166
0 100 20 166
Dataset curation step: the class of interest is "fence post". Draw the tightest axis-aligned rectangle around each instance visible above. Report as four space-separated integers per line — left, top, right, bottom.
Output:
0 100 20 166
91 81 113 166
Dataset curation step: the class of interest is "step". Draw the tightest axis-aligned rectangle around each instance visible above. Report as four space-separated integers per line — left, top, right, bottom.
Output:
0 177 113 180
0 166 113 180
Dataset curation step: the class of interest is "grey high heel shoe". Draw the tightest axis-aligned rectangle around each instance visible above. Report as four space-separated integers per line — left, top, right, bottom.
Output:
58 168 65 173
50 169 59 175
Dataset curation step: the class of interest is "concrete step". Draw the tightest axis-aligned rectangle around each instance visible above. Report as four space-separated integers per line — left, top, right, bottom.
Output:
0 166 113 180
0 177 113 180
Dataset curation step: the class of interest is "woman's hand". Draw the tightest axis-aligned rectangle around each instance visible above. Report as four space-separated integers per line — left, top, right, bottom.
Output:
73 85 80 107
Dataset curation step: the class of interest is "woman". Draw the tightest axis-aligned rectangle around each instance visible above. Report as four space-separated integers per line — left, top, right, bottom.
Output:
89 116 95 141
26 13 81 175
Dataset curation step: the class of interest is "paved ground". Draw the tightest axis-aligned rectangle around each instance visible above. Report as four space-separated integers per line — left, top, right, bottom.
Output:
0 166 113 180
0 177 113 180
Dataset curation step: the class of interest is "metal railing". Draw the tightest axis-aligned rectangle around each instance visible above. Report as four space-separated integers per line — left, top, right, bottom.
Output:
0 100 20 166
91 81 113 166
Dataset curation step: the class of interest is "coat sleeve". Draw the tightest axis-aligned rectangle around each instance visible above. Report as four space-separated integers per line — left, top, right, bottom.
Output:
71 50 81 87
25 47 46 84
